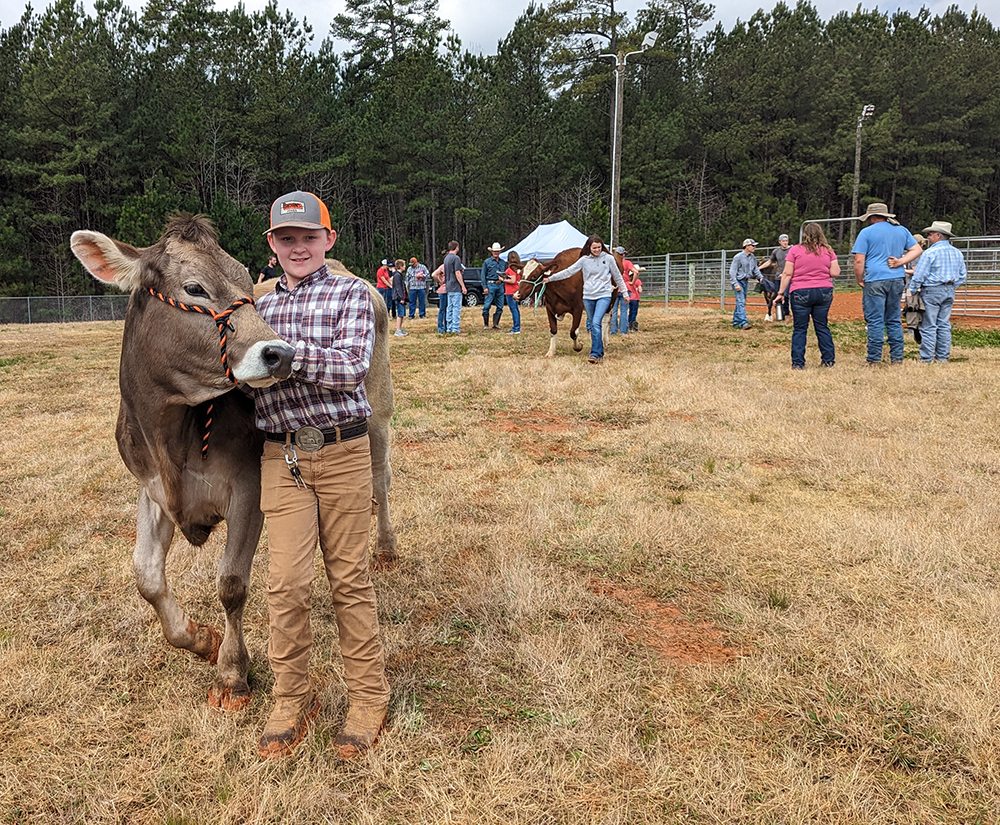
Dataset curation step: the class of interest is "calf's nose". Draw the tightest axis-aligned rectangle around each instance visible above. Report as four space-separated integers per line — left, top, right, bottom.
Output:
264 341 295 379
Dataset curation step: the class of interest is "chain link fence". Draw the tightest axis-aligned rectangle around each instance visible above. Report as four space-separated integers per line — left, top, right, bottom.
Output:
632 236 1000 318
0 294 129 324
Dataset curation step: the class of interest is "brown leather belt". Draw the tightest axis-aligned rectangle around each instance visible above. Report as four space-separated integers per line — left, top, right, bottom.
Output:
264 420 368 451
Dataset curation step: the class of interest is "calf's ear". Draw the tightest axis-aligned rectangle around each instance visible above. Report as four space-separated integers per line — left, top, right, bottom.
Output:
70 230 143 292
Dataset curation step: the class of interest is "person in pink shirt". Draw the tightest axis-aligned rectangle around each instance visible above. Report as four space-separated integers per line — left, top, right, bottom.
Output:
774 223 841 369
627 265 643 331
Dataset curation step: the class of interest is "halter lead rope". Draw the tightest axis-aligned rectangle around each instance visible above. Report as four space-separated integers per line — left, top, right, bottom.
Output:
147 287 255 459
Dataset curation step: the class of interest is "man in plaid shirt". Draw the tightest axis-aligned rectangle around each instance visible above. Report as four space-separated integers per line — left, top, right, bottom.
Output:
253 190 390 761
907 220 967 363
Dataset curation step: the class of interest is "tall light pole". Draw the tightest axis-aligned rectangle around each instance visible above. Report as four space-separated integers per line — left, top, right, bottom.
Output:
586 31 658 250
849 103 875 248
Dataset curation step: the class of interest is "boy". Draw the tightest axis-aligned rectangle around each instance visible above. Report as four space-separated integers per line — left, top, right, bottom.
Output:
253 190 390 760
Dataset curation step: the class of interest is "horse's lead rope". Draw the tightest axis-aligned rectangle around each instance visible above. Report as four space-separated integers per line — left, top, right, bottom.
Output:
147 288 255 459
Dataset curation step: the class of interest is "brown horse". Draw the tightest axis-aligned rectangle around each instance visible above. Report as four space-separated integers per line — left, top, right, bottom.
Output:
512 247 623 358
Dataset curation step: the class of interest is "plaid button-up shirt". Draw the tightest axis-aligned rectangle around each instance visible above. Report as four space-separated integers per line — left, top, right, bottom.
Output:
909 239 968 292
254 265 374 433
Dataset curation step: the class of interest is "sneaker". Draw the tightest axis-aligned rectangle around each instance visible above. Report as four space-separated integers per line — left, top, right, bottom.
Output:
791 365 804 370
393 330 408 336
258 691 320 760
334 702 389 759
741 324 752 330
821 361 835 368
507 330 520 335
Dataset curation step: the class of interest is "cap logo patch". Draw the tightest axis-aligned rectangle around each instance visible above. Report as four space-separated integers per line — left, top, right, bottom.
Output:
280 201 306 215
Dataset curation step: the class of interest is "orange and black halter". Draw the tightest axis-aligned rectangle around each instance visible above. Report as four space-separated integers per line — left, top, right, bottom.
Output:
147 287 255 459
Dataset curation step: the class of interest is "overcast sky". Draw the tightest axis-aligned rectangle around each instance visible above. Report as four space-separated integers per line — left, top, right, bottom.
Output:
1 0 995 53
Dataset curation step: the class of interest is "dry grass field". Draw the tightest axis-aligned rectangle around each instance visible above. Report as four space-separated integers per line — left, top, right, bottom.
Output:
2 306 1000 824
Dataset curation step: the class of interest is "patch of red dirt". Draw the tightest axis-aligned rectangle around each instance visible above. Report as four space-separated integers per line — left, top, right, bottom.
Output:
827 290 999 329
589 577 741 666
493 410 579 435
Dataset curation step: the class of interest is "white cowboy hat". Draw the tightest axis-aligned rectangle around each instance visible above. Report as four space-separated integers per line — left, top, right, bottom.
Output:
921 220 954 237
487 242 505 252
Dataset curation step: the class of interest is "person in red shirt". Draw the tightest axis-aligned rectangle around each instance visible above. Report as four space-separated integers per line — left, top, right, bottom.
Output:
501 258 522 334
375 260 394 318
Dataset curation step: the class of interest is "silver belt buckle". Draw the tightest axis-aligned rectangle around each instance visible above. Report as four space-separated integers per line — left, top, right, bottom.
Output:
294 426 325 452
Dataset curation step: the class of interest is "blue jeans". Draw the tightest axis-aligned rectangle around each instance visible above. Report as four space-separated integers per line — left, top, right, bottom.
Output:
610 294 629 334
482 284 505 327
732 280 749 327
583 295 613 359
408 289 426 318
790 287 835 367
446 292 463 332
436 293 448 332
628 299 639 328
377 286 395 317
505 294 521 332
862 278 905 362
918 284 956 361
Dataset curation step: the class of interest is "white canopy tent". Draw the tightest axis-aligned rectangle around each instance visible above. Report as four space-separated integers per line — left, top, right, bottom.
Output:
502 220 588 263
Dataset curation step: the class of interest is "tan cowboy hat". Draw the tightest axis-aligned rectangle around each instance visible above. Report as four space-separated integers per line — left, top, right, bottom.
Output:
487 242 505 252
855 202 899 225
921 220 954 237
912 234 926 247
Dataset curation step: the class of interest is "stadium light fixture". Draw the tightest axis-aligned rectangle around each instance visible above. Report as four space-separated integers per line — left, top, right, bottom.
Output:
850 104 876 247
589 31 659 250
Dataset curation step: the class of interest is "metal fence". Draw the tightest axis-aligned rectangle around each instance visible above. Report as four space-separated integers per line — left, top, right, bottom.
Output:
0 294 129 324
632 236 1000 318
3 237 999 323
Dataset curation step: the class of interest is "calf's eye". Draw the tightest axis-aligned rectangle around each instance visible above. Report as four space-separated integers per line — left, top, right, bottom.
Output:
185 283 210 299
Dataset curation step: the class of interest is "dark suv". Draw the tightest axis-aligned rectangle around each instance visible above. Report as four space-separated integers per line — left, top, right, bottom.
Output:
428 266 484 307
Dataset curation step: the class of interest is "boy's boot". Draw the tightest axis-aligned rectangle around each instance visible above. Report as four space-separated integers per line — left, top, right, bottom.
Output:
334 701 389 759
258 690 320 759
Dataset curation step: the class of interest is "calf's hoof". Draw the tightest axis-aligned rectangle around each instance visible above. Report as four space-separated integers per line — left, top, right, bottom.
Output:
371 550 400 572
208 682 252 711
191 622 223 665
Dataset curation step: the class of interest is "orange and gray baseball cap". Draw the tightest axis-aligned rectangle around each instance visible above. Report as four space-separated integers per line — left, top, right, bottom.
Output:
265 190 332 234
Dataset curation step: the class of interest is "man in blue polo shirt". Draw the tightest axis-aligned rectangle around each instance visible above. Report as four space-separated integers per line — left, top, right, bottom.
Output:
852 203 923 365
907 220 967 363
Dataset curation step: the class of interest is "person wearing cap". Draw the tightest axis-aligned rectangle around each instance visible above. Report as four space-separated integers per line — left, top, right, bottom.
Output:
375 259 395 319
443 240 468 333
252 190 390 761
729 239 763 329
609 246 633 335
758 234 791 319
500 255 522 334
257 254 279 284
405 256 429 319
907 220 967 362
851 202 922 364
481 242 507 331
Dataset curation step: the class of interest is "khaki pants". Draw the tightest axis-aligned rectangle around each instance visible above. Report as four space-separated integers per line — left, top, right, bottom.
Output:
260 434 389 706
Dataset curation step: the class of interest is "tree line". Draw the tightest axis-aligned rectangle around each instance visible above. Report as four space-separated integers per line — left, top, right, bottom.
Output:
1 0 997 296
